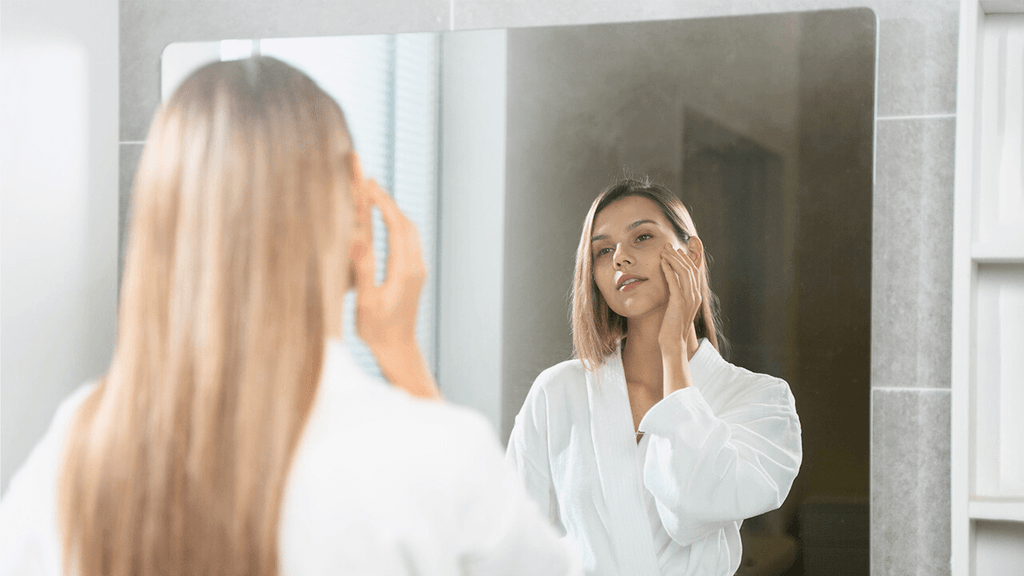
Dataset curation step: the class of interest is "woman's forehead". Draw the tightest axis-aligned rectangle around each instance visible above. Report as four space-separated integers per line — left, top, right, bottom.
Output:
592 195 669 234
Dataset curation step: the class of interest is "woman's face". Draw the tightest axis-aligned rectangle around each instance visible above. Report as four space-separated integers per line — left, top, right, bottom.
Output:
590 195 687 320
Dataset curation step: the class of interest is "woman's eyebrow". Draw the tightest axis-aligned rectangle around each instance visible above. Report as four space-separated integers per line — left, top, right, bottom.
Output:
628 219 656 231
592 219 657 243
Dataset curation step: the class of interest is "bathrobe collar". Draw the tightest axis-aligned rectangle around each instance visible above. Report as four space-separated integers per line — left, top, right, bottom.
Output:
684 337 729 389
323 337 358 382
585 345 661 574
584 338 721 573
316 338 393 407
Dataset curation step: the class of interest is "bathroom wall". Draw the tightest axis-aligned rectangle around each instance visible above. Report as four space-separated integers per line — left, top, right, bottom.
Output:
0 0 960 574
0 0 119 493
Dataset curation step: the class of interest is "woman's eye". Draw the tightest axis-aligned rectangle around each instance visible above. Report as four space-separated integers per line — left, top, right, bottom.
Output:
636 233 652 243
596 247 613 257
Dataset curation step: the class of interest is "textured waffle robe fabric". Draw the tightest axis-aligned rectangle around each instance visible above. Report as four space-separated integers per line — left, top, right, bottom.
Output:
0 339 582 576
506 338 802 576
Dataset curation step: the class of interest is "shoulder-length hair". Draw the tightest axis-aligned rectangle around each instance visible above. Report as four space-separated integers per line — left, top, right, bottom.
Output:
570 177 726 371
59 57 354 576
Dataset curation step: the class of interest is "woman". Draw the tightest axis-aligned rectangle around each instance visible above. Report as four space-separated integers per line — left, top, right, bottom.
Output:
0 57 579 576
506 178 802 575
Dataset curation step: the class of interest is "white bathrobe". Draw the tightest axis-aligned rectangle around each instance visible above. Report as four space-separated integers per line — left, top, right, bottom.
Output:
0 339 581 576
506 338 802 576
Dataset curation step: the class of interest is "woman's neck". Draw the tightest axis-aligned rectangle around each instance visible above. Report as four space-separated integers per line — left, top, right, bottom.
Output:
621 308 699 389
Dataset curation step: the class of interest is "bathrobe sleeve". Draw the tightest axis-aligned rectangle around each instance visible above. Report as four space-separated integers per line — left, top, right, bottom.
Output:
459 412 580 576
0 426 61 576
0 383 96 576
505 373 564 534
280 390 581 576
637 365 802 546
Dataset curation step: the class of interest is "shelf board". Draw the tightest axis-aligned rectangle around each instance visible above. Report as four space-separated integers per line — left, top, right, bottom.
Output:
969 497 1024 522
973 242 1024 263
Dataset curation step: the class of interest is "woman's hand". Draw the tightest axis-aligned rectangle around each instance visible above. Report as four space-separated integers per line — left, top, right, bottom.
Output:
658 242 702 359
349 171 441 400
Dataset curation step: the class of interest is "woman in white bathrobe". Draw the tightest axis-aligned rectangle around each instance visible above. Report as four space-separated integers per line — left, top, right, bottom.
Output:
506 178 802 576
0 58 579 576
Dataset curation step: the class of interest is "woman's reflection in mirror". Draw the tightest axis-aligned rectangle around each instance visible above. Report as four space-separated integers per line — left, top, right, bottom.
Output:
506 177 803 575
0 57 581 576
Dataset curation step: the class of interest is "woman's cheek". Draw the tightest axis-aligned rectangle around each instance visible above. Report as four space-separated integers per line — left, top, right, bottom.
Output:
597 273 627 314
601 274 620 307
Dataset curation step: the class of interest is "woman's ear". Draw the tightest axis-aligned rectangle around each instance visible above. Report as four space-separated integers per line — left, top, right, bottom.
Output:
686 236 704 269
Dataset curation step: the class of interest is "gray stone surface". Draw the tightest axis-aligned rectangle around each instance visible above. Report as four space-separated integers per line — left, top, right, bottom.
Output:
871 389 952 576
872 117 956 389
874 0 960 117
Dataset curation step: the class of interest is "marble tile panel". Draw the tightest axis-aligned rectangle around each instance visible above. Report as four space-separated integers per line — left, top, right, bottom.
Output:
871 389 951 576
872 117 956 389
873 0 959 117
120 0 451 141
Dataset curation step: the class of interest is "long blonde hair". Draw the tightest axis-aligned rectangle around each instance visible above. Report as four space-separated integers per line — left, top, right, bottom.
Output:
59 57 354 576
571 178 725 371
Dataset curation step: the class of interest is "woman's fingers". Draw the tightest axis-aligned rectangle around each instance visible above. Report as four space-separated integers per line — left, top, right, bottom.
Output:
678 247 700 294
666 248 697 287
350 173 427 343
350 156 427 290
661 246 691 283
661 258 679 296
352 200 375 292
661 244 702 313
363 181 426 286
676 248 702 307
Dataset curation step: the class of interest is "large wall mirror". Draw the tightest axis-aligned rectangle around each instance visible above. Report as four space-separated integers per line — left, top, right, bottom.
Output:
154 8 875 574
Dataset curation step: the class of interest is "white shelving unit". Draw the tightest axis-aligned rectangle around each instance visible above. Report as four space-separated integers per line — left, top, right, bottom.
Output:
952 3 1024 575
969 498 1024 523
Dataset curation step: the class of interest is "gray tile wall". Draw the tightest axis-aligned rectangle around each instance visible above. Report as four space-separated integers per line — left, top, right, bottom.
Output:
873 118 957 391
871 389 952 575
119 1 961 573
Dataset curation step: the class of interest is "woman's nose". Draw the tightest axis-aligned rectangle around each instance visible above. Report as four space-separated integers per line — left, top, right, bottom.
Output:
613 245 633 267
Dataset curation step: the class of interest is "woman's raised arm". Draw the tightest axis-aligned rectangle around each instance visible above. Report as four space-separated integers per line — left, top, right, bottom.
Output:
350 170 440 400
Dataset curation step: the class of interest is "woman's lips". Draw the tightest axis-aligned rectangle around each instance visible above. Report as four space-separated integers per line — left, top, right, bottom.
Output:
618 277 645 291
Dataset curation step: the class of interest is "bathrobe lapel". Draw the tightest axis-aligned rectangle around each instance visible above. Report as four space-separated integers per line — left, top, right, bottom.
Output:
585 351 661 574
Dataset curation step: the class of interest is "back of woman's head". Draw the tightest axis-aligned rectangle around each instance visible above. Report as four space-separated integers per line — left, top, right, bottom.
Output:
60 57 354 576
571 177 726 371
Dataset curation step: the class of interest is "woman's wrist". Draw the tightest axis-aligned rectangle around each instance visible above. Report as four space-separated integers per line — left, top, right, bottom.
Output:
372 339 441 400
658 337 685 359
660 340 693 394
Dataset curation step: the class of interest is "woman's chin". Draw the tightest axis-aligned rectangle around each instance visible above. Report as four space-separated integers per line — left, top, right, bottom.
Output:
610 299 668 321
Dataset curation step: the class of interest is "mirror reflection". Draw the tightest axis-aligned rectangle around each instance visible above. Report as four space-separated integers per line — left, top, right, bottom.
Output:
159 9 874 575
